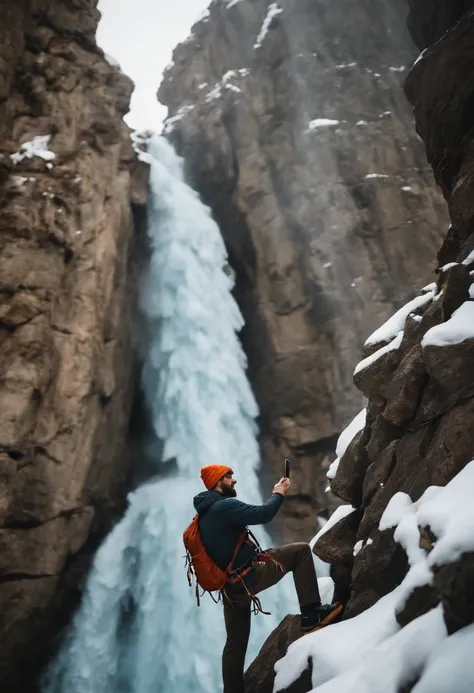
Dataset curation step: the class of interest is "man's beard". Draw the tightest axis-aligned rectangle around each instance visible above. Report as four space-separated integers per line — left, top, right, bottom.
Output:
221 486 237 498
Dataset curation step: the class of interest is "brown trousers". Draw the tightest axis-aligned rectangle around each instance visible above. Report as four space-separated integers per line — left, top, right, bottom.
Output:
222 542 321 693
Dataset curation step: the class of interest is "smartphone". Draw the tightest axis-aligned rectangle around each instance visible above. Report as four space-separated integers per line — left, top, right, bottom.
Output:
284 458 291 479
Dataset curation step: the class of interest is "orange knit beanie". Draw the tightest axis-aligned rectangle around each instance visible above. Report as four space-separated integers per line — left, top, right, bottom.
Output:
200 464 233 490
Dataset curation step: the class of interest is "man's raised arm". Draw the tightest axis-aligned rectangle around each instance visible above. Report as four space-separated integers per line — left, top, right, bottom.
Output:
218 478 290 525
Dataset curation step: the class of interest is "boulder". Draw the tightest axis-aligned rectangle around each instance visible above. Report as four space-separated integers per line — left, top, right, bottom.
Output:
244 615 312 693
329 430 370 506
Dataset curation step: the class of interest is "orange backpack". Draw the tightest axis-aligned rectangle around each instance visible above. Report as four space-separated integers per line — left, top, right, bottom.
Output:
183 514 246 603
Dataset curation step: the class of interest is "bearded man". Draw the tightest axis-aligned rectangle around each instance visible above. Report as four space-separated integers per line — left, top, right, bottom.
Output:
194 464 342 693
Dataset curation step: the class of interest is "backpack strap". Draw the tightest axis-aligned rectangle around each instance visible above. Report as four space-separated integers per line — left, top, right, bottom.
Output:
246 528 263 551
225 529 248 575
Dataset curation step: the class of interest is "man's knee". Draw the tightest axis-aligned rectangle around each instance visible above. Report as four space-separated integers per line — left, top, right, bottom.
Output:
291 542 312 556
291 542 314 568
279 541 310 553
275 542 312 569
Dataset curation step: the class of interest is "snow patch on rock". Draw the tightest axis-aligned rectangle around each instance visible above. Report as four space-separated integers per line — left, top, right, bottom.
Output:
327 409 367 480
439 262 458 272
337 408 367 458
162 105 195 135
365 289 436 347
254 3 283 49
462 249 474 267
354 331 404 376
11 135 56 165
421 302 474 348
312 505 356 544
308 119 340 130
204 69 249 103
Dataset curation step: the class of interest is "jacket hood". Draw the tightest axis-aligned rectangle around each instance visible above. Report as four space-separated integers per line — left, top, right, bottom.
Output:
193 490 224 515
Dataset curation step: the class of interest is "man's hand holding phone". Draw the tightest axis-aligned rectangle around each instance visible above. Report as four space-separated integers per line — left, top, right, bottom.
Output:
273 477 290 496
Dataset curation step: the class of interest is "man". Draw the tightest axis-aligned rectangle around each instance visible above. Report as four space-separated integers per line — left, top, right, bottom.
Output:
194 464 342 693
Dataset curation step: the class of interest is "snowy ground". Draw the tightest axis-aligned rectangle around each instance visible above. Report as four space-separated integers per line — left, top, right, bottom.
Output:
274 456 474 691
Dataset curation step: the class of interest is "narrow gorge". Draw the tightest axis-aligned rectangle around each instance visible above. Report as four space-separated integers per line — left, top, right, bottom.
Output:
1 0 473 692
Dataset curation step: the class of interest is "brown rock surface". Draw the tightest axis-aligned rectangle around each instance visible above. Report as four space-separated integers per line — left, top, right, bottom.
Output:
240 2 474 690
0 1 143 690
158 0 448 542
310 1 474 688
244 615 311 693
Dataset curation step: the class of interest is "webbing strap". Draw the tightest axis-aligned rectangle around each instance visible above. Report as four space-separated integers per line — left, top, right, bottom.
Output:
225 529 247 574
247 528 262 550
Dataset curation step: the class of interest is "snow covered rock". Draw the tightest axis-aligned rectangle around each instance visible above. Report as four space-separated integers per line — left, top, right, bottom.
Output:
327 408 367 496
312 508 363 608
305 2 474 688
329 425 369 506
253 3 283 49
348 528 409 619
383 345 427 426
354 331 405 399
244 616 312 693
313 505 360 565
362 440 398 507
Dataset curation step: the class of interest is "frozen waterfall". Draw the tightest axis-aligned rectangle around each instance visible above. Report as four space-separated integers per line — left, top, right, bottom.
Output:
43 135 296 693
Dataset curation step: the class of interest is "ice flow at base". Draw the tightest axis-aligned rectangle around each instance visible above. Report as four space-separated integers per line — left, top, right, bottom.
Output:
43 135 297 693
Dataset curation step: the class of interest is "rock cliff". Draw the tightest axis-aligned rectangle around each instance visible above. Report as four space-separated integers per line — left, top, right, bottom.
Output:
0 1 144 690
158 0 448 542
323 0 474 623
244 1 474 690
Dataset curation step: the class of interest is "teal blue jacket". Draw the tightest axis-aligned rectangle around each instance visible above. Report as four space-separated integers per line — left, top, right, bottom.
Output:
193 490 284 591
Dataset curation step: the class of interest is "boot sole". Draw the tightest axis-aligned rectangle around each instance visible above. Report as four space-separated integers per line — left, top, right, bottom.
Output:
301 602 343 634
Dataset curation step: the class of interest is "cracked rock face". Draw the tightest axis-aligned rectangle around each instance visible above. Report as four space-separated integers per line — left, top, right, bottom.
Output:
158 0 448 542
0 1 141 690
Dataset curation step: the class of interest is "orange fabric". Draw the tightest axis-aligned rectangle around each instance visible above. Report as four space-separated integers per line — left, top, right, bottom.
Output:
200 464 232 490
183 515 246 592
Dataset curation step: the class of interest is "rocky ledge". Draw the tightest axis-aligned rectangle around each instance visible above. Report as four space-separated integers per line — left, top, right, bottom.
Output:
0 1 147 690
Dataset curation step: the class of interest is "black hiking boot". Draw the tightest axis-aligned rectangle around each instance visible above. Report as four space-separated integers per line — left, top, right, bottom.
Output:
300 602 343 634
